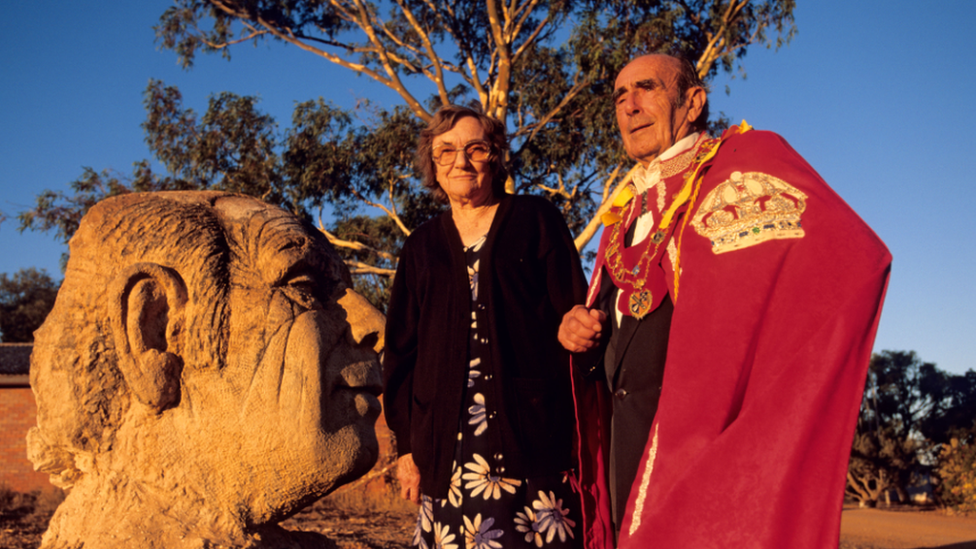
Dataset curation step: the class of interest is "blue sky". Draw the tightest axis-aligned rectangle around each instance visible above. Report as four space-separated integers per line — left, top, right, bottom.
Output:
1 1 974 375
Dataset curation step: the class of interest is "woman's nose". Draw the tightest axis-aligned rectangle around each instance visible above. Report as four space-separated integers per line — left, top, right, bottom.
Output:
452 148 473 167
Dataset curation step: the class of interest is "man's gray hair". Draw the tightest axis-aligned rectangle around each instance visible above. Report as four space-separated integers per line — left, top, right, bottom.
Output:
672 56 710 133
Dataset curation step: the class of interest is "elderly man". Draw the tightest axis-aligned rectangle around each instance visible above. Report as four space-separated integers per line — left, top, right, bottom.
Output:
559 54 891 548
28 192 384 549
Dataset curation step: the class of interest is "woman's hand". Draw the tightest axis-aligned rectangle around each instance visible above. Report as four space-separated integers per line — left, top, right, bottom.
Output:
396 453 422 504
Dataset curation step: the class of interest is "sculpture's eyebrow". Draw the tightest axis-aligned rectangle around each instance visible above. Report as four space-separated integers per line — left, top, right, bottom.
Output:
611 78 663 103
254 217 315 286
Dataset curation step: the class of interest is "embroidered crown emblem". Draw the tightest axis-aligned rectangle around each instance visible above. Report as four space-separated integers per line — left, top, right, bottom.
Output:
691 171 807 254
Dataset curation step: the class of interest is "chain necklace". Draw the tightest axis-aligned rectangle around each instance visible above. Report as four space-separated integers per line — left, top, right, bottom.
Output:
602 135 722 318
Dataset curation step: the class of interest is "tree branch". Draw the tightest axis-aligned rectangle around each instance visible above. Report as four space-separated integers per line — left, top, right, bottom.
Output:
517 75 590 149
317 217 397 263
485 0 513 120
347 261 397 276
512 12 550 63
392 0 451 106
347 0 432 121
573 164 637 251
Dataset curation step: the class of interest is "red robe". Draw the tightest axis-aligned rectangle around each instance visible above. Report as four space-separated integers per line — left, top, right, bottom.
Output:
573 126 891 549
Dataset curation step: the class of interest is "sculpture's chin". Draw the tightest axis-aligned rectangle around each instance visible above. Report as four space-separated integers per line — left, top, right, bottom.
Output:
322 424 380 497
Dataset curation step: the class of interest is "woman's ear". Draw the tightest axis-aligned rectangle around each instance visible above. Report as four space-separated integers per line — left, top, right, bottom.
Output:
109 263 188 413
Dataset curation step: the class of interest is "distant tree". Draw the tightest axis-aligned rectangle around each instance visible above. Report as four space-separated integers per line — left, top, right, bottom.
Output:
20 0 796 305
846 350 976 507
936 424 976 513
0 268 60 343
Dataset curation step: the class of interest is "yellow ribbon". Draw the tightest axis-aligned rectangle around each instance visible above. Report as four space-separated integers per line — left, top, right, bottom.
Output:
600 184 635 226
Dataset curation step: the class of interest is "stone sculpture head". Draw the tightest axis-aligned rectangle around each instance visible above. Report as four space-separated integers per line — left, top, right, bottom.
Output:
27 191 385 548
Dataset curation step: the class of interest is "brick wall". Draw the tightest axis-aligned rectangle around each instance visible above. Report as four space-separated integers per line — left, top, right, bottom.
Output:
0 386 51 493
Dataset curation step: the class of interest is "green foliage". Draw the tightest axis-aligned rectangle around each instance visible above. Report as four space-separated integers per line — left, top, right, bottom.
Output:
0 268 60 343
936 427 976 513
846 350 976 507
20 0 796 305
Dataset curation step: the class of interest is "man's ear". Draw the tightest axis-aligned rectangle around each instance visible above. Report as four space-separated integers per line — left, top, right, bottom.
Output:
110 263 188 413
684 86 707 126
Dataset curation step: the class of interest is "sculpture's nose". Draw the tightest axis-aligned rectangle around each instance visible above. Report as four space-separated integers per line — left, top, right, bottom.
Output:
336 287 385 354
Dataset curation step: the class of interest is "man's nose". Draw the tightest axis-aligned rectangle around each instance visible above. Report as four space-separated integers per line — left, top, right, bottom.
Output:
622 93 641 116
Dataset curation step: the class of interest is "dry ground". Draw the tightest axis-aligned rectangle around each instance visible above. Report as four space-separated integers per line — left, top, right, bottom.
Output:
4 489 976 549
839 507 976 549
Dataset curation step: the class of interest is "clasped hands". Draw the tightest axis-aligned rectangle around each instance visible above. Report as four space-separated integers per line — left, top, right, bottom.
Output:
557 305 607 354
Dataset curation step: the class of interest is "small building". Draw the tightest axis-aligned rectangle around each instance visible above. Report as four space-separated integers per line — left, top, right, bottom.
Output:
0 343 52 493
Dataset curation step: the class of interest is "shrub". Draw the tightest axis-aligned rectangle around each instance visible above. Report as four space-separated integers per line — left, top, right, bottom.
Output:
0 483 36 521
0 483 64 524
937 437 976 513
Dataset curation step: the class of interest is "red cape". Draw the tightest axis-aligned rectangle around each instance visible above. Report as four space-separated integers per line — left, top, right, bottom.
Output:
573 127 891 549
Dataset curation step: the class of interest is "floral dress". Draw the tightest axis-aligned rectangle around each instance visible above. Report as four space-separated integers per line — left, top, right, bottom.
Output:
413 236 582 549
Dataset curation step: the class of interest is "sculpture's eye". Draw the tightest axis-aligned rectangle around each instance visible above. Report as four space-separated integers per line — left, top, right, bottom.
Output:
286 273 315 291
279 272 325 310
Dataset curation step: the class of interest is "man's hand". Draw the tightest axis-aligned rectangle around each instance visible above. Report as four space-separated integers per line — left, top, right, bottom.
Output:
558 305 607 353
396 453 422 504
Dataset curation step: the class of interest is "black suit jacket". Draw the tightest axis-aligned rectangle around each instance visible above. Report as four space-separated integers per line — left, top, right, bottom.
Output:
591 253 673 528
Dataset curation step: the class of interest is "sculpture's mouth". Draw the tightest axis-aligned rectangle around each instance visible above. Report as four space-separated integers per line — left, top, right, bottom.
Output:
337 360 382 395
336 360 383 418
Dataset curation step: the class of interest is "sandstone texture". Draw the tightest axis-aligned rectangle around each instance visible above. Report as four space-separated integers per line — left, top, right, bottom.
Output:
27 192 385 549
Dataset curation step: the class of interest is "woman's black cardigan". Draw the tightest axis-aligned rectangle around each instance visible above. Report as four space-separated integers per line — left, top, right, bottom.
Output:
383 194 588 497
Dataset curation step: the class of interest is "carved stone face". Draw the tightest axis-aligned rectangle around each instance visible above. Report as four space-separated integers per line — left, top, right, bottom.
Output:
28 192 385 546
179 196 383 521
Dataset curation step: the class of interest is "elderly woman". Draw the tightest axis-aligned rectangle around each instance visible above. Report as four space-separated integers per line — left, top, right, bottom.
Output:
383 105 587 548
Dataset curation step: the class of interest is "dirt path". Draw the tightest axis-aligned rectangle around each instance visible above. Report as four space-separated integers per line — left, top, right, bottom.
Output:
6 499 976 549
840 508 976 549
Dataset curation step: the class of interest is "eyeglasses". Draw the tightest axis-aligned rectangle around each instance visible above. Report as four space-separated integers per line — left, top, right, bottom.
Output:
432 140 493 166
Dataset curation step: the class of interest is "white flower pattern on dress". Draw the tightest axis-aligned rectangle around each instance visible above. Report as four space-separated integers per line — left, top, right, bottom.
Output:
468 393 488 436
448 461 463 508
462 513 504 549
468 357 482 388
411 233 580 549
467 253 480 301
413 526 430 549
462 453 521 500
514 506 544 547
532 491 576 543
414 496 434 548
419 495 434 531
433 521 459 549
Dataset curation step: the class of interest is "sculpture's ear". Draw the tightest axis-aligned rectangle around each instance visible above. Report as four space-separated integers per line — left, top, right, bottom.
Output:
110 263 188 413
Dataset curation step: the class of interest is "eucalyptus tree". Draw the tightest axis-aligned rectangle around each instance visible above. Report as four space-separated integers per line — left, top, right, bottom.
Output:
21 0 795 303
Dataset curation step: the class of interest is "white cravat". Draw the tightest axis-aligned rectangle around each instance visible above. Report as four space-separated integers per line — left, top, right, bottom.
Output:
614 133 699 325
